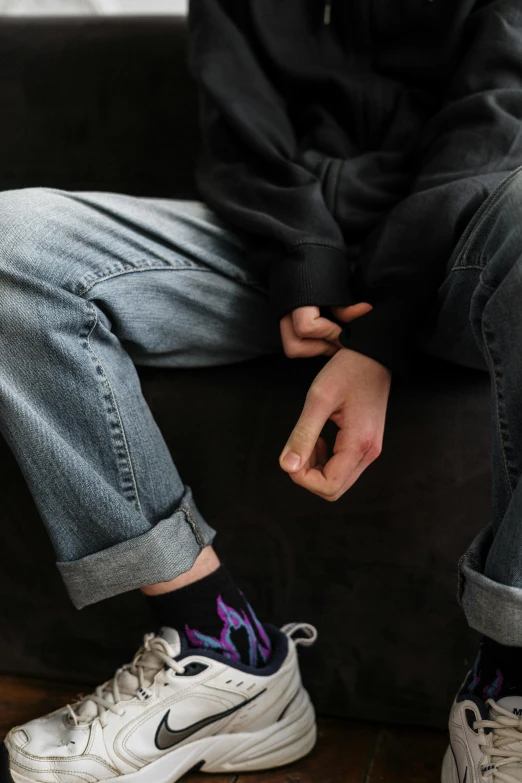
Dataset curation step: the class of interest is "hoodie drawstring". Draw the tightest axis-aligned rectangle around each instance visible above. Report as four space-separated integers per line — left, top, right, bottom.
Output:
323 0 332 25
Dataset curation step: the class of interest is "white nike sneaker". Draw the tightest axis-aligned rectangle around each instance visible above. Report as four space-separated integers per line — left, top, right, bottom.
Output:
443 678 522 783
1 622 317 783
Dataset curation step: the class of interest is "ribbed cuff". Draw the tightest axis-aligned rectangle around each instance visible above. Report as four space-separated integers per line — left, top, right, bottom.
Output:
269 243 355 319
339 296 427 376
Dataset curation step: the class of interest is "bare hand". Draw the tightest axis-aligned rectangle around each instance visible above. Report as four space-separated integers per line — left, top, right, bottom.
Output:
279 348 391 501
279 303 372 359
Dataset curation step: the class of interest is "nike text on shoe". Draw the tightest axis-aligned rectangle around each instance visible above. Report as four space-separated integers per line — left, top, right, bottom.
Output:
443 676 522 783
2 622 317 783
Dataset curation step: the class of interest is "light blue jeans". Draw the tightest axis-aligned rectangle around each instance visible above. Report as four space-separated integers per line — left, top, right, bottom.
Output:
1 175 522 646
0 188 281 609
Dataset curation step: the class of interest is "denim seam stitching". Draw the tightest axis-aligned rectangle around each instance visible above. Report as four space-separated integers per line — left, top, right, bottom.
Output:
286 239 344 252
77 264 214 297
451 264 488 272
180 504 205 548
452 252 490 271
446 165 522 276
84 302 143 514
481 312 515 495
453 165 522 266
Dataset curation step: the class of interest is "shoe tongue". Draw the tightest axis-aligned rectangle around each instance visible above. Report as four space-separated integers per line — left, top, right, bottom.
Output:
75 628 181 722
497 695 522 715
157 626 181 655
491 696 522 781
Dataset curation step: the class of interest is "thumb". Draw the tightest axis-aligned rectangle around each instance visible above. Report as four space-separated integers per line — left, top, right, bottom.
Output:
331 302 373 323
279 395 330 473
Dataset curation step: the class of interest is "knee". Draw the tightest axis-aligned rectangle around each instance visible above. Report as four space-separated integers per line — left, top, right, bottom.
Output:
480 168 522 233
483 169 522 246
472 169 522 288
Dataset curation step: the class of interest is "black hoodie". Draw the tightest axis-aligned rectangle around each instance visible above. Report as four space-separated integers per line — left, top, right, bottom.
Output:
187 0 522 374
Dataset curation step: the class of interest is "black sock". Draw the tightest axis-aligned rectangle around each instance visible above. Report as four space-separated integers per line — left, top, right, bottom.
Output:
145 565 272 668
467 637 522 701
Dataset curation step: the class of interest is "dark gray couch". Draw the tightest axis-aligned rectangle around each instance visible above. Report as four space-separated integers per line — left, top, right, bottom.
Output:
0 16 491 729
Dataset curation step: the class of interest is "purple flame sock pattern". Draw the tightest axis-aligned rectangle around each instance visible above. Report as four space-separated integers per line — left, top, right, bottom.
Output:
185 594 271 667
467 638 515 702
483 669 504 701
467 642 483 694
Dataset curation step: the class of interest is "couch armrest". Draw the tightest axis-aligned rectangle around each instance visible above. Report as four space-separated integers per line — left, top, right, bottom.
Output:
0 16 199 197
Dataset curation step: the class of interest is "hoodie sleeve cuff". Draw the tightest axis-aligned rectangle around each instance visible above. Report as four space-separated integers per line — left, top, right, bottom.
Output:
338 296 428 376
269 243 356 319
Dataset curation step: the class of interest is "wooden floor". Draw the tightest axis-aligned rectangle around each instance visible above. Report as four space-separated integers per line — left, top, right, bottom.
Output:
0 676 448 782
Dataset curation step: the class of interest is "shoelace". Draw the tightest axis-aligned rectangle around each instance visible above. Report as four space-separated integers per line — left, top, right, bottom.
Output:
66 624 318 730
67 634 186 729
475 700 522 783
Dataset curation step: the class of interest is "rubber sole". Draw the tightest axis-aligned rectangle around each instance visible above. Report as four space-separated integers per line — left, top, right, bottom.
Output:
10 687 316 783
441 746 459 783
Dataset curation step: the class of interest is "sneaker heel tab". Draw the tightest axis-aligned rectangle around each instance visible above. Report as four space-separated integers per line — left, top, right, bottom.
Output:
281 623 318 647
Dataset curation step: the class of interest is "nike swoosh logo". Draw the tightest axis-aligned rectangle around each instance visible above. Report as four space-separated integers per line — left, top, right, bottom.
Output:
155 688 267 751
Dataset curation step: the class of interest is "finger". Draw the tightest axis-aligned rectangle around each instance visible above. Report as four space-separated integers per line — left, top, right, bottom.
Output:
292 308 342 342
289 448 367 500
321 427 379 495
328 457 371 500
284 336 339 358
289 446 364 497
324 445 374 499
280 314 339 358
316 436 329 469
279 313 297 347
308 436 328 470
279 394 331 473
331 302 373 323
308 444 319 471
289 432 378 500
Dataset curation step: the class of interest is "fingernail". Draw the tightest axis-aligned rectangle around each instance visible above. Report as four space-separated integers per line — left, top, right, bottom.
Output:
282 451 301 471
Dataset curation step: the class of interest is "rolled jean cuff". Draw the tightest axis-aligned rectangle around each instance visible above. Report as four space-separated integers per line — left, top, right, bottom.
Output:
57 485 216 610
459 523 522 646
